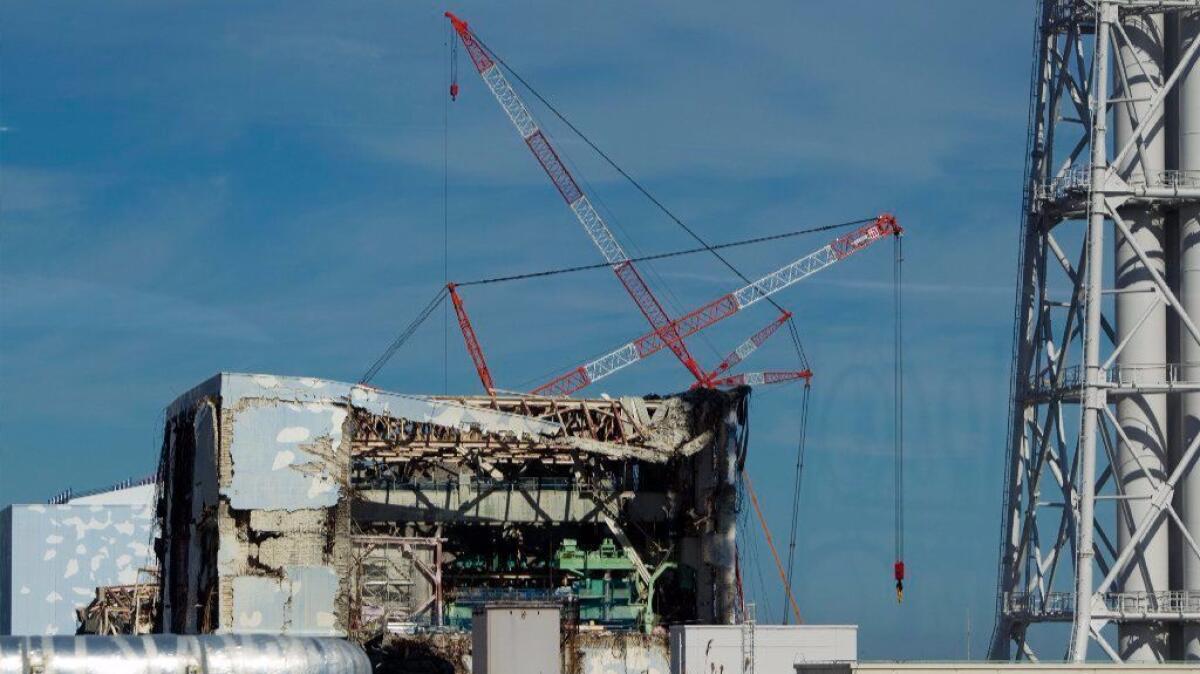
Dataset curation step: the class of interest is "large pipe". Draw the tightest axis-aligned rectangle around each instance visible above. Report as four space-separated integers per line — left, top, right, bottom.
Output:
1178 7 1200 663
1113 10 1170 663
0 635 370 674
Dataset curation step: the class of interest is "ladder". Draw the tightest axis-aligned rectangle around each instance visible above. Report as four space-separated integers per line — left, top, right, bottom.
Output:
742 601 756 674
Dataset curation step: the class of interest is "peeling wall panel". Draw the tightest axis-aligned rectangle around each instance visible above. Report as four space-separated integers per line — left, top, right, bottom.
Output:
162 374 355 638
160 373 745 641
1 502 155 636
351 387 561 439
224 402 347 511
179 373 562 440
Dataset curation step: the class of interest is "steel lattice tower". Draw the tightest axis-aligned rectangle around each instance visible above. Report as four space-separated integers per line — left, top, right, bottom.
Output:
991 0 1200 662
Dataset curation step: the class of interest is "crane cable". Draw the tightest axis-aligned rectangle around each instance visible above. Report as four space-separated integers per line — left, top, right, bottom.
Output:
743 473 803 624
893 234 906 603
783 378 811 623
360 287 449 384
358 218 866 386
468 30 803 324
456 219 872 288
444 20 455 393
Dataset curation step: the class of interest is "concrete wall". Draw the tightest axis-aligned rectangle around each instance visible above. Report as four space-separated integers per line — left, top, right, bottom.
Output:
670 625 857 674
158 373 748 639
160 373 353 637
572 632 669 674
0 501 155 635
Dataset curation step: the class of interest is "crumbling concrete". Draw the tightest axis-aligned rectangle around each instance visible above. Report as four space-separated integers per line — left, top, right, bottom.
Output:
159 374 355 636
568 631 669 674
157 373 748 642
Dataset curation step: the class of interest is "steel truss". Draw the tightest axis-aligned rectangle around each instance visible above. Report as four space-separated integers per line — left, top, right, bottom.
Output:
992 0 1200 662
350 535 444 635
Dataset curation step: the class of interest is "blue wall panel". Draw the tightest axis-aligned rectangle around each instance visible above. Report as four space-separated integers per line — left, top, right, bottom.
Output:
1 503 154 635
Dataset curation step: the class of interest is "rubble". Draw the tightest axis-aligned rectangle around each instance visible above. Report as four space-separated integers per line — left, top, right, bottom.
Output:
155 373 747 665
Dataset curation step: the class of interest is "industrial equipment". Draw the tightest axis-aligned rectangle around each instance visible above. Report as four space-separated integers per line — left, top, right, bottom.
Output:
991 0 1200 663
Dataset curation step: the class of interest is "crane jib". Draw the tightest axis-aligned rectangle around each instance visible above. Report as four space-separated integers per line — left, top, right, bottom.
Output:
446 13 494 72
448 12 708 382
445 12 903 398
532 215 900 396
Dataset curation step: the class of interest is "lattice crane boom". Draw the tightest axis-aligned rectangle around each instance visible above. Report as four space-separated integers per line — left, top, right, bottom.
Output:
710 370 812 388
445 11 706 384
448 283 495 395
699 311 792 386
531 215 901 396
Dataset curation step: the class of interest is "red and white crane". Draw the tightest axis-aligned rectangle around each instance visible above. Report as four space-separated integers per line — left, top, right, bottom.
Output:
445 11 709 385
445 214 900 397
697 311 794 388
447 282 496 395
371 11 909 609
529 215 901 396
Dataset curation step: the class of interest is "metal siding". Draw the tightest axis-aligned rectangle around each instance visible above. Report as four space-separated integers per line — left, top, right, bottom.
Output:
474 606 560 674
4 503 154 636
669 625 856 674
0 634 371 672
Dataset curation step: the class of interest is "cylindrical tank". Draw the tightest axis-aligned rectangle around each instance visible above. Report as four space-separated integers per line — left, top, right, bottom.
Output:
1113 10 1170 663
1178 7 1200 663
0 635 371 674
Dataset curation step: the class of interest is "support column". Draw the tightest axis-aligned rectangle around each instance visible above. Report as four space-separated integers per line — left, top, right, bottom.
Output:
1178 7 1200 662
1070 3 1114 661
1113 10 1170 663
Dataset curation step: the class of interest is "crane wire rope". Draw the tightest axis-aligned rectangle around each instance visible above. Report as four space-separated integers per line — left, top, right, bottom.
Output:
783 378 811 624
360 286 449 384
469 31 806 325
893 234 906 603
443 21 454 394
737 493 772 622
486 218 865 390
743 473 803 623
357 217 864 391
456 218 872 287
785 314 812 388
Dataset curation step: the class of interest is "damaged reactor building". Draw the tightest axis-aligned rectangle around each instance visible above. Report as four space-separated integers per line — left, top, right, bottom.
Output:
154 372 748 649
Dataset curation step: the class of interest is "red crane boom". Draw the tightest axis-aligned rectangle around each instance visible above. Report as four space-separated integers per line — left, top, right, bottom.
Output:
445 11 707 384
448 283 495 395
699 312 793 387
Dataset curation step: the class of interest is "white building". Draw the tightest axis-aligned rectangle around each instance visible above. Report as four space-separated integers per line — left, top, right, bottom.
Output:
0 478 156 635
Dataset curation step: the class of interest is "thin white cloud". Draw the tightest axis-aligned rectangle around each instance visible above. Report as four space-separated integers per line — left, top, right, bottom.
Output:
1 275 272 343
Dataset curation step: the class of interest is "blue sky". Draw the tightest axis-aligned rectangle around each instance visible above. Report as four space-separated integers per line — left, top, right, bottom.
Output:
2 0 1031 659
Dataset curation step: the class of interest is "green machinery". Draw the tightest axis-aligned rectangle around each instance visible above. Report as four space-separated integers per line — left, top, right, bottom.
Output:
554 538 672 631
441 538 672 631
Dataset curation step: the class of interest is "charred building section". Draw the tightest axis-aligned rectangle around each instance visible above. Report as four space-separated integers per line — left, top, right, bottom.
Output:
351 388 748 633
155 373 746 639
